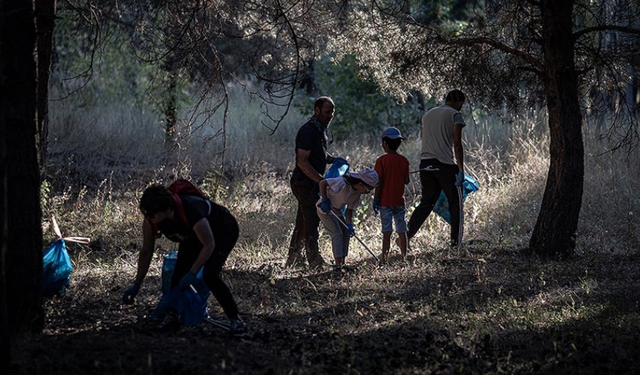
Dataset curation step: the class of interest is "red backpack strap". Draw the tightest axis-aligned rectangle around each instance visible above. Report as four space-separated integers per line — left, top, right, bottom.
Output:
168 179 205 198
172 193 189 226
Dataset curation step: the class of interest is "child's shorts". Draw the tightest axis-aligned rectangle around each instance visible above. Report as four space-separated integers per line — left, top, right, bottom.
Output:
379 206 407 233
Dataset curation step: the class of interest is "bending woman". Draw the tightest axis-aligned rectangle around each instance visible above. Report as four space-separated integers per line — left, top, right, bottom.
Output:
122 184 245 335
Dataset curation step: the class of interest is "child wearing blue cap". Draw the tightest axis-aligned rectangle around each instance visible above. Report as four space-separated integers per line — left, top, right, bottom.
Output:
373 127 410 262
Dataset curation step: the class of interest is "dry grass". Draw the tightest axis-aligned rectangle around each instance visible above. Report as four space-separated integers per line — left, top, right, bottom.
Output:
19 90 640 374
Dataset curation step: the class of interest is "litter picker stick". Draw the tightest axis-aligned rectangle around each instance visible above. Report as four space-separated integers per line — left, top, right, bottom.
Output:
205 316 230 331
410 166 440 174
329 210 379 262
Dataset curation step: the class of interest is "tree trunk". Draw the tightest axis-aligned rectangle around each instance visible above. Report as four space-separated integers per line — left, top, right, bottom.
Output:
529 0 584 258
34 0 57 174
0 4 10 365
0 0 43 342
0 262 8 371
165 71 178 143
164 57 178 144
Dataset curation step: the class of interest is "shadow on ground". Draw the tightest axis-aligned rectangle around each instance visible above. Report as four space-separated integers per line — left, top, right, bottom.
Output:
11 247 640 374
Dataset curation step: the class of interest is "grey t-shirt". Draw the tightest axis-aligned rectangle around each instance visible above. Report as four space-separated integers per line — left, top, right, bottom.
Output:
420 104 466 165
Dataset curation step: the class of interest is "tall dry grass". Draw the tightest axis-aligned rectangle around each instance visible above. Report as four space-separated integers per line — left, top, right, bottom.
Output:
43 86 639 272
28 83 640 375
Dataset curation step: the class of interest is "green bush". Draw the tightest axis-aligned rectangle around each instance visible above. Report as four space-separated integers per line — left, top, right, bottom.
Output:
295 54 428 139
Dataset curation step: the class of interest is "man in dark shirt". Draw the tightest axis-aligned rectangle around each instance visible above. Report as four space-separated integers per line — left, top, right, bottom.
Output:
287 96 337 269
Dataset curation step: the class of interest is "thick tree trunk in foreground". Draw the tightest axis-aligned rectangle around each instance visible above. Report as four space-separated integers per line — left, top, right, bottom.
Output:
1 2 11 371
35 0 57 173
530 0 584 258
1 0 43 342
0 269 8 371
0 3 9 360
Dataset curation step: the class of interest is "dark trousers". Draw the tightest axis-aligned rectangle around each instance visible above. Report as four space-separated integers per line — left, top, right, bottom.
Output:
172 216 240 319
407 159 463 245
288 178 324 265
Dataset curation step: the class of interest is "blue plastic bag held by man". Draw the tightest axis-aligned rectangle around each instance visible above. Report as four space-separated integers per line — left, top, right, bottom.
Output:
323 157 350 217
433 173 480 224
324 157 350 179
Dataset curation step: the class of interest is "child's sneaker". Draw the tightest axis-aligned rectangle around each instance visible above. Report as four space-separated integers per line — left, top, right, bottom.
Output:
229 318 246 337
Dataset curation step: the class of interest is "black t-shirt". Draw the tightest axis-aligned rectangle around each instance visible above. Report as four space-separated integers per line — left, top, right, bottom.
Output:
156 195 234 243
291 118 328 184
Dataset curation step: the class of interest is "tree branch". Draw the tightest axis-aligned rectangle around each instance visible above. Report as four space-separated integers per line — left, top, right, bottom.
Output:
447 35 544 73
257 0 301 135
573 25 640 41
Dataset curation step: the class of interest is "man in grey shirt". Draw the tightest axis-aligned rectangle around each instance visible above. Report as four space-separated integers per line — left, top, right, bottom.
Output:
407 90 466 247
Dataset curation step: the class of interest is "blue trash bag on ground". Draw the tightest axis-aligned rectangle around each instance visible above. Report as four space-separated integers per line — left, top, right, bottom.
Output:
42 239 73 297
433 174 480 224
152 251 210 324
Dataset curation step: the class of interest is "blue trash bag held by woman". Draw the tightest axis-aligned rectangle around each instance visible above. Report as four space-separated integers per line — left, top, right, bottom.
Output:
152 251 210 324
170 287 206 326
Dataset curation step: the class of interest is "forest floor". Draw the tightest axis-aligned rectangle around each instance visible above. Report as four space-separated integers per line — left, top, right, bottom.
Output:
10 241 640 375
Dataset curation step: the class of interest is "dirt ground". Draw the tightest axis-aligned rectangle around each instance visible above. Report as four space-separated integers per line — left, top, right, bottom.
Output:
10 245 640 375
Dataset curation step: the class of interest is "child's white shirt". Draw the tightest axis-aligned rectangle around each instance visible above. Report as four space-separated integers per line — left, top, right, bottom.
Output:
317 177 362 214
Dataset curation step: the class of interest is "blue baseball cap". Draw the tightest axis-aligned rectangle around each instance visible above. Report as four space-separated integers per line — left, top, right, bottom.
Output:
382 127 405 140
